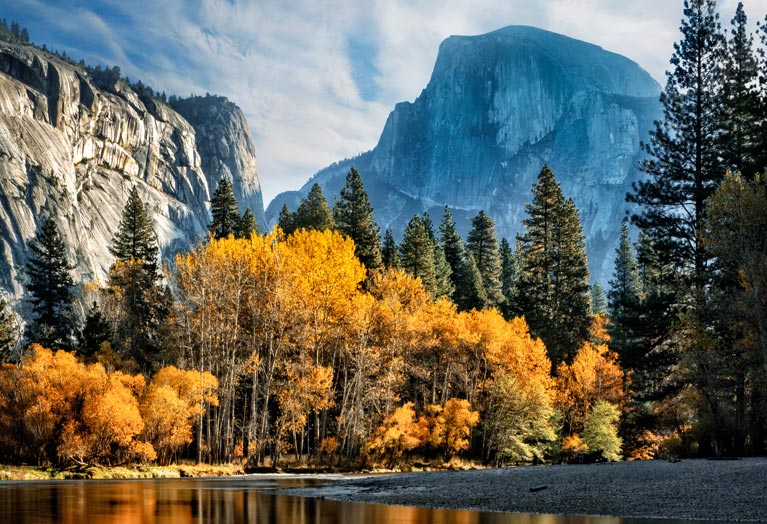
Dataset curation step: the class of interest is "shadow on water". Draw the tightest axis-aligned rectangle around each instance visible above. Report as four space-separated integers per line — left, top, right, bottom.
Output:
0 476 723 524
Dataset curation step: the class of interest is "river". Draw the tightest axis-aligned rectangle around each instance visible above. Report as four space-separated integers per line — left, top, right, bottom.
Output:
0 476 714 523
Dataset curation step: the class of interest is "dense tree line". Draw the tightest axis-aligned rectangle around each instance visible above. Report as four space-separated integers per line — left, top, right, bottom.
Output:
615 0 767 456
4 0 767 467
0 345 217 466
8 168 623 468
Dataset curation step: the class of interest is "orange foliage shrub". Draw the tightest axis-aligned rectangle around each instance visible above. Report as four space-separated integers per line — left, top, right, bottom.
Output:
140 366 218 465
365 402 426 467
0 345 150 466
628 430 664 460
561 433 588 461
555 340 624 434
434 398 479 458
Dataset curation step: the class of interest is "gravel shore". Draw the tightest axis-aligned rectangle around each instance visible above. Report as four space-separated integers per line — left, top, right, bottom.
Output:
283 458 767 522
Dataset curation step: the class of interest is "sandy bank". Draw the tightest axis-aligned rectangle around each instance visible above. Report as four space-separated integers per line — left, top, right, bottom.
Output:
283 458 767 522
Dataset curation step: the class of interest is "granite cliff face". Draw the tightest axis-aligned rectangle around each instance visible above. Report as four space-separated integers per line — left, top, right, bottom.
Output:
0 42 265 296
267 26 661 282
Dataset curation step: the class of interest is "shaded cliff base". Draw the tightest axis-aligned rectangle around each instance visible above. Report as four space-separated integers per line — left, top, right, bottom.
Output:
284 458 767 522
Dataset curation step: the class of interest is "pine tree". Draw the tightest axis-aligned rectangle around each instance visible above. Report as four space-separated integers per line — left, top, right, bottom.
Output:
516 166 591 365
420 212 453 299
25 216 76 349
466 211 503 307
399 215 437 296
423 213 453 300
209 178 240 238
632 231 681 400
278 204 295 235
722 2 761 178
0 293 19 362
79 302 113 358
440 207 464 281
591 284 608 315
499 238 519 319
293 183 334 231
335 167 382 272
454 252 487 312
111 187 159 269
628 0 726 304
608 218 643 366
237 208 259 239
109 187 167 370
381 228 399 269
440 206 485 310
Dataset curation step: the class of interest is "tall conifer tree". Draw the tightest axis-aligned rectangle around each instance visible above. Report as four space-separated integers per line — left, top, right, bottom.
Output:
516 166 591 364
278 204 295 235
109 187 167 370
608 218 643 366
293 183 334 231
335 168 382 272
399 215 437 296
381 229 399 269
628 0 726 304
79 302 113 359
632 232 681 401
466 211 503 307
237 208 259 239
722 2 761 178
499 238 519 319
208 178 240 238
421 213 453 300
111 187 160 270
455 253 487 312
25 216 76 349
591 284 608 315
440 207 464 282
440 206 485 310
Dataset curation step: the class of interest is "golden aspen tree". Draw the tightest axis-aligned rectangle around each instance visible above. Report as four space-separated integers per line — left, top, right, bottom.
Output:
140 366 218 465
433 398 479 459
408 299 466 406
275 229 365 459
364 402 425 468
175 235 254 462
556 340 624 435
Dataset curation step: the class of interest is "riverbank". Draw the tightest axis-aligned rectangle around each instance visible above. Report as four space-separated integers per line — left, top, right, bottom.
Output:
0 463 244 480
284 458 767 522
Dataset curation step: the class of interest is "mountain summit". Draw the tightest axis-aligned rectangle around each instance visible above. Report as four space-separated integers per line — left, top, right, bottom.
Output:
267 26 661 282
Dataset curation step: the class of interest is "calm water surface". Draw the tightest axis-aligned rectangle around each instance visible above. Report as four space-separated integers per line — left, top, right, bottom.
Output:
0 476 718 524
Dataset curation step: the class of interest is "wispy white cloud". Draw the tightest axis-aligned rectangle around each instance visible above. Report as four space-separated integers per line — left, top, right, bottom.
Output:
5 0 767 204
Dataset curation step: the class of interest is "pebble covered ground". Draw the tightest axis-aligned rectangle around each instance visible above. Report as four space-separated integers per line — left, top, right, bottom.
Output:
283 458 767 522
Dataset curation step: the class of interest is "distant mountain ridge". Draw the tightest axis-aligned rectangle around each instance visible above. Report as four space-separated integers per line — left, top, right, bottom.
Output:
267 25 662 283
0 40 265 297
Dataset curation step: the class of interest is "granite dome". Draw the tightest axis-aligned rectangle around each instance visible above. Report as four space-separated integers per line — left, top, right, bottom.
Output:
267 25 661 283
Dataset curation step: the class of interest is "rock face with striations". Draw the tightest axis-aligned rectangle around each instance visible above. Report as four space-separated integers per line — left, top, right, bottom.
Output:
0 42 265 298
267 26 661 283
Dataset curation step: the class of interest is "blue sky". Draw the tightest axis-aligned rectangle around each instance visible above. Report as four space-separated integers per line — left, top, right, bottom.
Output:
4 0 766 204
